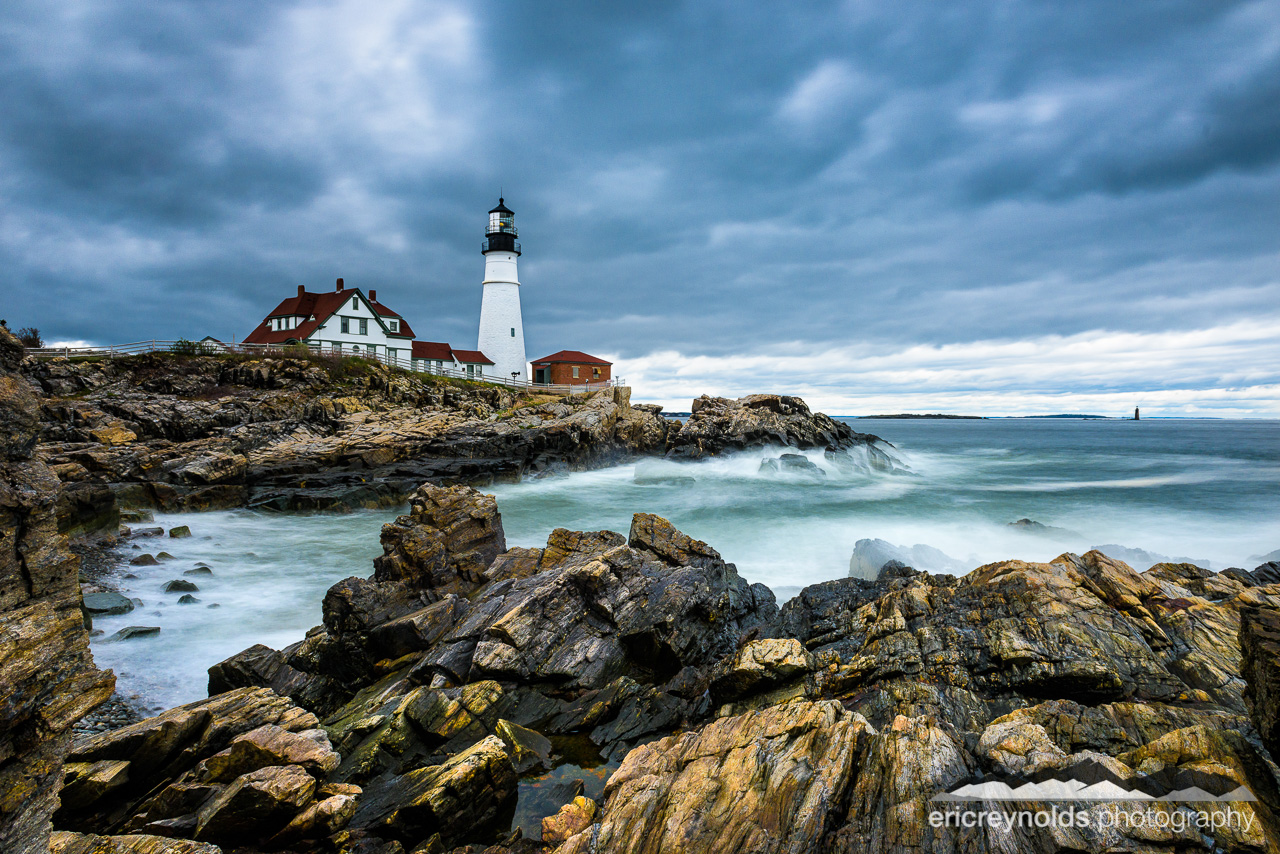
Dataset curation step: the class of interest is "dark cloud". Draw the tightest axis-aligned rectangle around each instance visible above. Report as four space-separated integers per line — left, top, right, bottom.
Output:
1 0 1276 399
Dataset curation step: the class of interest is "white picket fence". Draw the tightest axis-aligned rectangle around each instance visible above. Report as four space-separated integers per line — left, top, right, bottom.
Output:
24 339 621 396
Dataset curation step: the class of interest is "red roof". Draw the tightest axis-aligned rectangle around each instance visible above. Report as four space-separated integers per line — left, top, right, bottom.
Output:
412 341 454 360
371 302 415 338
244 287 412 344
531 350 612 366
452 349 494 365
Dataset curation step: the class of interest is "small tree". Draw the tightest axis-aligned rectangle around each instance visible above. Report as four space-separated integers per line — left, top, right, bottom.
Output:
16 327 43 348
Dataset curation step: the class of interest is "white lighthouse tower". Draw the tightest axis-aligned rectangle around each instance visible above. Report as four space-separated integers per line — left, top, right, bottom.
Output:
477 198 527 383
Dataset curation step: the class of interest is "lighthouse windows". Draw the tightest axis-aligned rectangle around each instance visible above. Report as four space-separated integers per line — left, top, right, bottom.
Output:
510 327 515 337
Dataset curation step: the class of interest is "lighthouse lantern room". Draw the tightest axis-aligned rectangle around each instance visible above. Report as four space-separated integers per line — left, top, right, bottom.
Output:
477 198 528 382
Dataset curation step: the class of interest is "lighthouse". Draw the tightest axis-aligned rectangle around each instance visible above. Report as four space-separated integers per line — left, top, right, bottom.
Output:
477 198 527 383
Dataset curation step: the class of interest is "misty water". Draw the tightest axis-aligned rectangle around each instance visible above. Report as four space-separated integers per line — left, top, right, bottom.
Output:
91 418 1280 711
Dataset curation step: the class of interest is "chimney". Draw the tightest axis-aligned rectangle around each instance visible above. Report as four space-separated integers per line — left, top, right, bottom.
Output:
369 289 377 302
336 277 344 291
297 285 305 297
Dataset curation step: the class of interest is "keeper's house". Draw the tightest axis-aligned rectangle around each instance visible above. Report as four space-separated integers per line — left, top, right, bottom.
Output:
531 350 612 385
244 278 495 377
243 278 417 362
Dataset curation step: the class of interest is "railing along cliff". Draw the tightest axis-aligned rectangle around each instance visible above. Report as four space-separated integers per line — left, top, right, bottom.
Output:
23 340 621 397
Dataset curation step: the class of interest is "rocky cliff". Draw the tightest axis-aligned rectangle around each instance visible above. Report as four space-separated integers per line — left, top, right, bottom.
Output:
0 327 115 854
47 485 1275 854
23 352 885 527
23 353 673 519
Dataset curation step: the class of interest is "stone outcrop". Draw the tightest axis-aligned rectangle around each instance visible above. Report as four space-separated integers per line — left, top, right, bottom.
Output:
24 354 674 514
54 687 350 849
1241 606 1280 759
665 394 879 459
0 326 114 854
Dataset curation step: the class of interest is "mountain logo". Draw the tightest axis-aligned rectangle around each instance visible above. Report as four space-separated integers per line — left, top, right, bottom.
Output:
932 779 1257 802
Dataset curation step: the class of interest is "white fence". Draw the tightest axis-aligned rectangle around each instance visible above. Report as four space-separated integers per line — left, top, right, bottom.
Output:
24 339 621 396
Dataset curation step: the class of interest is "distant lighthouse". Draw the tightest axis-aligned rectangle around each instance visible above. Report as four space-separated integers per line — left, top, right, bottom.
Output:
477 198 527 383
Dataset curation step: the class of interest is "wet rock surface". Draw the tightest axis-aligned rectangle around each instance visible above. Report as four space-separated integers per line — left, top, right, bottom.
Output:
665 393 880 459
33 485 1280 853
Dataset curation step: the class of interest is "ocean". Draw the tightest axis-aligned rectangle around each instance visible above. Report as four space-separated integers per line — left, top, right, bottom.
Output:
89 417 1280 711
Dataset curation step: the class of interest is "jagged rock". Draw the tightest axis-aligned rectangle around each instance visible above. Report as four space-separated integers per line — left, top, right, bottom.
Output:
0 326 115 854
709 638 815 703
562 700 870 854
58 687 319 835
432 513 776 691
1241 606 1280 759
349 735 517 848
540 796 596 847
50 831 221 853
781 550 1270 729
666 394 878 459
493 719 551 775
61 762 133 811
192 724 339 783
193 764 316 843
27 354 670 513
374 484 507 594
268 790 359 846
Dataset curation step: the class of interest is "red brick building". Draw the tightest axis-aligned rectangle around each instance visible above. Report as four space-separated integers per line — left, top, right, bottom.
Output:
531 350 612 385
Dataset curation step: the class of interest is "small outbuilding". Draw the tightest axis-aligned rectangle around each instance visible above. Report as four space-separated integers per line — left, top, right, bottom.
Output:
531 350 612 385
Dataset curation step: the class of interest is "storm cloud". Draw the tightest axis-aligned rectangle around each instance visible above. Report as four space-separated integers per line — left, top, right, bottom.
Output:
2 0 1277 414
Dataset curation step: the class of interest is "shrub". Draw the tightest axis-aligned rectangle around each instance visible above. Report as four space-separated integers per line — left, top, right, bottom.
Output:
17 327 43 348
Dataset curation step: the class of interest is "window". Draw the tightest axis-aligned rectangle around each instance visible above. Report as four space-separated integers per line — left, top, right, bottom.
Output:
341 317 350 334
572 366 580 378
359 318 368 335
510 327 515 337
435 360 443 371
593 367 600 378
387 348 397 363
389 319 399 333
351 296 358 310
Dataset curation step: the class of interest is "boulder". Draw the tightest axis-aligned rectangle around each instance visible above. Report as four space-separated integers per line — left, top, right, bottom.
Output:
193 724 339 783
373 484 506 594
177 595 200 605
540 795 596 847
103 626 161 642
60 687 320 834
666 394 876 459
168 527 191 539
193 764 316 843
709 637 816 703
568 700 869 854
349 735 517 848
163 580 198 593
130 555 159 566
83 591 135 616
60 761 132 811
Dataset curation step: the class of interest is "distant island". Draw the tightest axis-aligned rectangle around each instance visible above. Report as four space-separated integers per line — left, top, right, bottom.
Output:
855 413 986 419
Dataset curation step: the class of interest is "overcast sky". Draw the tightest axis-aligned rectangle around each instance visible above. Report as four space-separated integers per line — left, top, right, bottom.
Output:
3 1 1278 415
